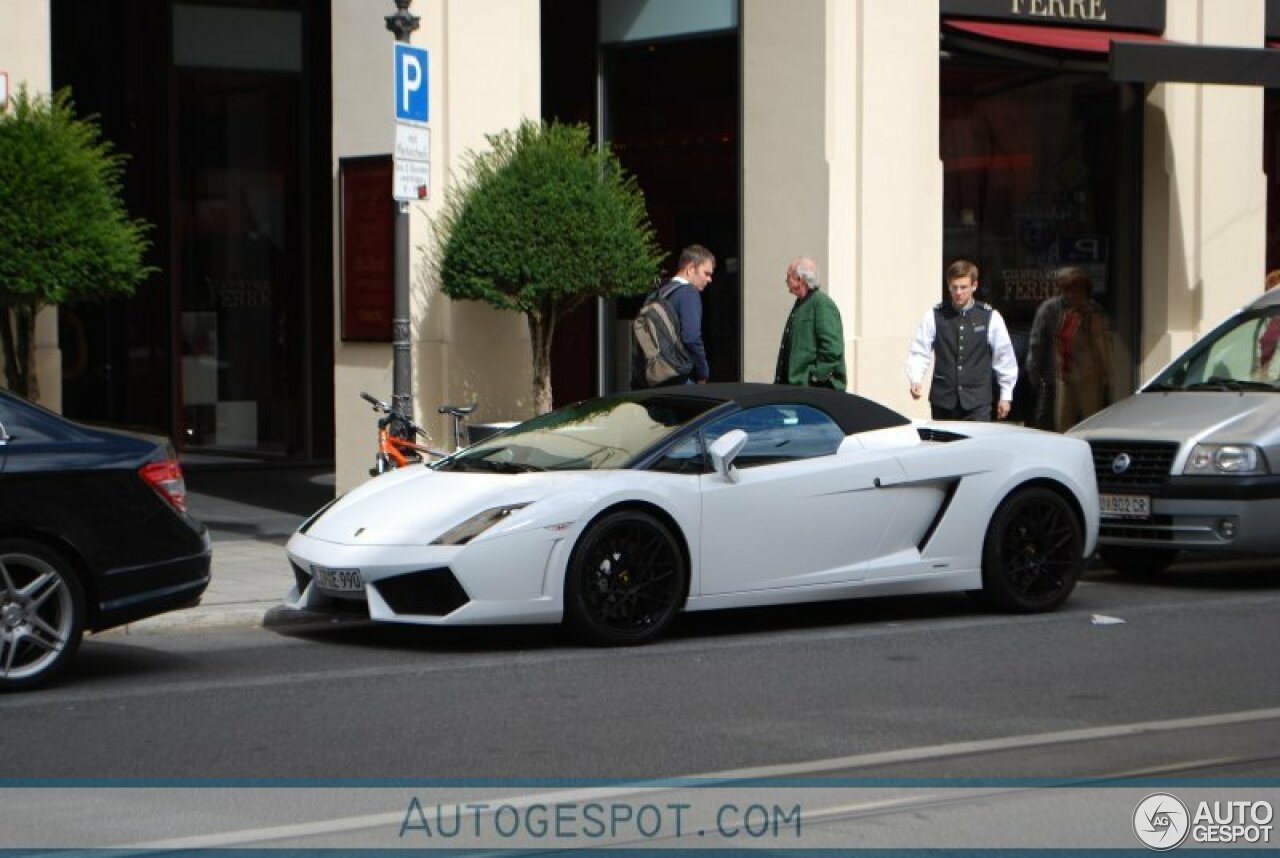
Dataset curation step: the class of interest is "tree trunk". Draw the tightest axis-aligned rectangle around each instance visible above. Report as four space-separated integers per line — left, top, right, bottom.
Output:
22 307 39 403
0 306 34 398
0 309 19 393
528 310 556 416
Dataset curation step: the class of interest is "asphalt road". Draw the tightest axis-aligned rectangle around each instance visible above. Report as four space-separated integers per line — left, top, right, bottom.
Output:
5 560 1280 850
5 561 1279 781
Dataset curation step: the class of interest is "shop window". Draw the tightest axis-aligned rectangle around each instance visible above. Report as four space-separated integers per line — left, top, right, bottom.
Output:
598 0 736 44
1265 90 1280 271
53 0 331 457
941 57 1141 428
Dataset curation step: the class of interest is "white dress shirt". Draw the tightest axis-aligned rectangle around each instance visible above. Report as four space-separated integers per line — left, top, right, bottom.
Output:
905 303 1019 401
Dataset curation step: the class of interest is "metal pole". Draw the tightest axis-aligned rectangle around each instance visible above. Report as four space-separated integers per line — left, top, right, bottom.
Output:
386 0 419 424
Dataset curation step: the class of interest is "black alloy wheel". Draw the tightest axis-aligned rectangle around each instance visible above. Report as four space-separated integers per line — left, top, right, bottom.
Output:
981 486 1084 612
1099 546 1178 578
565 510 687 646
0 540 86 692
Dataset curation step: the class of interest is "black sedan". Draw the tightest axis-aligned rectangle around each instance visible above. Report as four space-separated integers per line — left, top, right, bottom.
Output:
0 390 210 690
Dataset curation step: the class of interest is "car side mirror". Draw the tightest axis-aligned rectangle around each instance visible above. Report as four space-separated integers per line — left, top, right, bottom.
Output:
708 429 748 483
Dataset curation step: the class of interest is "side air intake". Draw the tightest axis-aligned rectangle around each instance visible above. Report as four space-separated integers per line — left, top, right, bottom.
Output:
374 568 470 616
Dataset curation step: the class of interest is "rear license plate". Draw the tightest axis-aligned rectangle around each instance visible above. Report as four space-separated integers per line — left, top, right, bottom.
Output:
1099 493 1151 519
313 566 363 592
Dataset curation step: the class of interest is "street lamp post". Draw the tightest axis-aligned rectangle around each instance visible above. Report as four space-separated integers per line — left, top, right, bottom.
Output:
386 0 419 426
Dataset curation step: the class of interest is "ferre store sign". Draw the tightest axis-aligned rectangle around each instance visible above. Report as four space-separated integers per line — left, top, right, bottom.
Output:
940 0 1165 33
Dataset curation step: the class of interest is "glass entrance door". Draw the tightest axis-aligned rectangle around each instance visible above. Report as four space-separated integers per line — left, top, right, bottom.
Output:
601 33 742 390
175 73 304 455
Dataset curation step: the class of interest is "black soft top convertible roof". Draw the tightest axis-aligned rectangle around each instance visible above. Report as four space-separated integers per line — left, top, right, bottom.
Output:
627 382 911 436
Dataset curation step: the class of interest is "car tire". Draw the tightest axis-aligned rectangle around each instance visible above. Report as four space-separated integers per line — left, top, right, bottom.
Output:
564 509 686 646
0 540 86 692
980 486 1083 613
1099 546 1177 578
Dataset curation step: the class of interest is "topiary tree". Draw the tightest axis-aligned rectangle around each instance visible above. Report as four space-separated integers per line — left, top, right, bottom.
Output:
431 119 663 415
0 86 154 400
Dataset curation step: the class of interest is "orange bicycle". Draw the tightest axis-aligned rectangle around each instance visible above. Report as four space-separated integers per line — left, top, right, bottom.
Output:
360 392 476 475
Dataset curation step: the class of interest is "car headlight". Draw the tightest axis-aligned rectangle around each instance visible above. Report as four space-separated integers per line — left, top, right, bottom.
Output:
431 504 530 546
1183 444 1267 475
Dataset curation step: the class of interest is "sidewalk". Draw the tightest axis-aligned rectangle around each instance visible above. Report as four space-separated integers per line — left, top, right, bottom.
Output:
99 465 336 635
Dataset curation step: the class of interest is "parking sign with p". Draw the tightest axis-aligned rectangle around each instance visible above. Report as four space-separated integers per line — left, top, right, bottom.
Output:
393 44 429 126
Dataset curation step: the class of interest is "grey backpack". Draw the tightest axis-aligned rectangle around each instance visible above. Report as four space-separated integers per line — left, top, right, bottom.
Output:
632 282 693 387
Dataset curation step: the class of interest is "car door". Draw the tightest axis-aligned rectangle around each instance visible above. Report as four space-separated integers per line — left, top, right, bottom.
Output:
697 404 907 596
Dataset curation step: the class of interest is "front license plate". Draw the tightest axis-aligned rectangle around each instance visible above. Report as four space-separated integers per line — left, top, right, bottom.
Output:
1099 493 1151 519
313 566 364 593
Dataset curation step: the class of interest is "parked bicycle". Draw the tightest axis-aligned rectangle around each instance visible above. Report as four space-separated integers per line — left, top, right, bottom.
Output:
360 391 476 475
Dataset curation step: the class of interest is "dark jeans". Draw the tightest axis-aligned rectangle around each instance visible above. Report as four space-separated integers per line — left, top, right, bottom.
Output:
930 402 992 421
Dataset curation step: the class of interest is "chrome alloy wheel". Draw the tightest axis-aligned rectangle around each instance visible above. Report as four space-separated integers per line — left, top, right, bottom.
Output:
0 547 82 688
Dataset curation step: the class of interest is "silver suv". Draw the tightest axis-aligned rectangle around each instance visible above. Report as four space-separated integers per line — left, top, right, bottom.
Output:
1069 288 1280 575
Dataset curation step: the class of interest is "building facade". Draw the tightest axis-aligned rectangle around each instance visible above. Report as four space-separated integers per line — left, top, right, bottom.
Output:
1 1 1273 493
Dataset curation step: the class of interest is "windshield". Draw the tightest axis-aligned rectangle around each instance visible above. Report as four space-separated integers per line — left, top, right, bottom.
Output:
437 394 721 473
1147 307 1280 393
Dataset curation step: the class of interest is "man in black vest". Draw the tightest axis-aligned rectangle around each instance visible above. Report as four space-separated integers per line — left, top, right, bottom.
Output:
905 259 1017 421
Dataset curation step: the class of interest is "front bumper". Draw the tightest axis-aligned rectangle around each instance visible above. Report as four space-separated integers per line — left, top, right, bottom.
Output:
1098 478 1280 554
283 528 566 626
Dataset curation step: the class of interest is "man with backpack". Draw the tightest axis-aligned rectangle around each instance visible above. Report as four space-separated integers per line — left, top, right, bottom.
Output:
631 244 715 388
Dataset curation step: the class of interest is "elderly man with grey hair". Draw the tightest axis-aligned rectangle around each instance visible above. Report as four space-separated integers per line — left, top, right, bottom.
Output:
774 256 847 390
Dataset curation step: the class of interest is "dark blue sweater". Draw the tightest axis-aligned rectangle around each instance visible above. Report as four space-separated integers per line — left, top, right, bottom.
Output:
665 280 709 382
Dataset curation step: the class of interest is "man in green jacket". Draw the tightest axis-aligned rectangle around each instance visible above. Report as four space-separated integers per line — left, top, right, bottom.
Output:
774 257 847 390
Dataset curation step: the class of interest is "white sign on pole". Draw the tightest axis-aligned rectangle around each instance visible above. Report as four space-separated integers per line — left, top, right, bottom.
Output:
393 159 430 201
390 48 430 201
394 125 430 163
0 72 8 112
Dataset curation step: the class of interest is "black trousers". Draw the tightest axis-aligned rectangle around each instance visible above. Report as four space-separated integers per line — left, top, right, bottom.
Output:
930 402 992 421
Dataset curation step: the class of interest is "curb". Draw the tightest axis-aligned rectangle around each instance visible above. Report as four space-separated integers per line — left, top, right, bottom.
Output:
95 602 279 636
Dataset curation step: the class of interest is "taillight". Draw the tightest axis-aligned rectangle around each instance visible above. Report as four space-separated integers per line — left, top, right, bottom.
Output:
139 458 188 512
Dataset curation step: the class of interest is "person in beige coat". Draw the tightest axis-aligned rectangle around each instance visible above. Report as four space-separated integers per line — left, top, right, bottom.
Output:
1026 267 1112 432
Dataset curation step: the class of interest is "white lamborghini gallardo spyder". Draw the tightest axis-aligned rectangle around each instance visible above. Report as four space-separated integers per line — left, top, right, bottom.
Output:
282 383 1098 645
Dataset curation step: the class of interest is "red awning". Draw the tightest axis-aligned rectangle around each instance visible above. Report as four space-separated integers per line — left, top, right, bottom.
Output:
945 19 1166 54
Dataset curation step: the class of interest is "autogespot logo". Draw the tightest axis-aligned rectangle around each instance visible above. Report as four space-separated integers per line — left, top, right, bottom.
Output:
1134 793 1191 850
